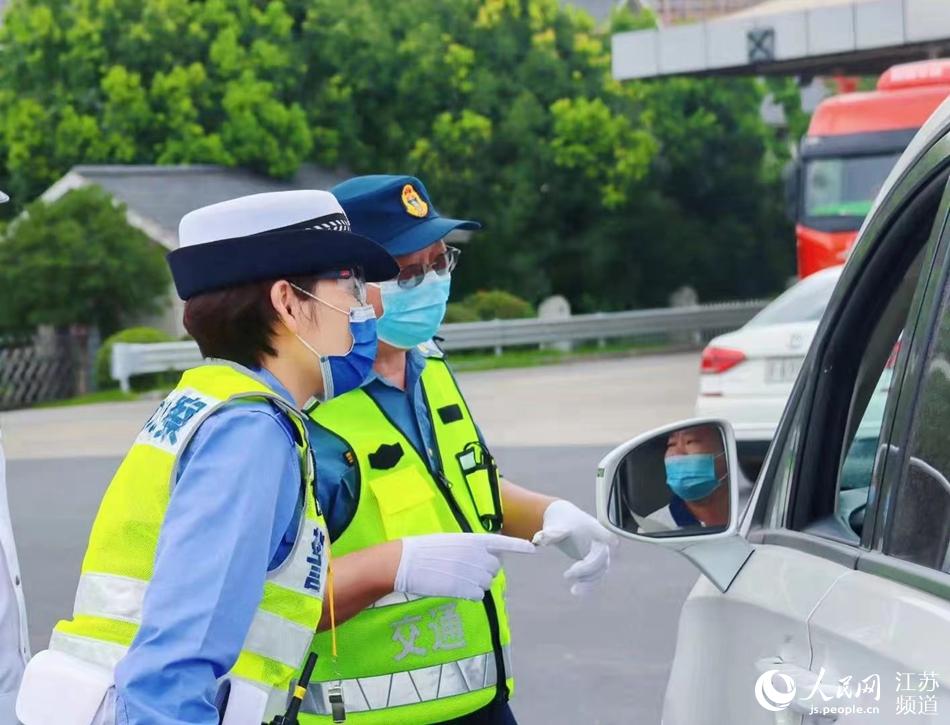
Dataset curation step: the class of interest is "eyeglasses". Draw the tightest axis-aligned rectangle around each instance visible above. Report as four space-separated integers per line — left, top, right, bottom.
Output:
391 246 461 289
313 267 367 305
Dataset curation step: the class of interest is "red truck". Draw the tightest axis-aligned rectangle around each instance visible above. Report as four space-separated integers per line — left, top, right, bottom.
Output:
789 59 950 278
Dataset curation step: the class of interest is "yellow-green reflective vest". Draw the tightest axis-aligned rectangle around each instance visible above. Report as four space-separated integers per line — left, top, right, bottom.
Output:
304 354 510 724
50 363 329 719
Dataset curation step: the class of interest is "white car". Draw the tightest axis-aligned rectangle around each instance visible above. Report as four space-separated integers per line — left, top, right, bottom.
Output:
696 265 893 480
696 266 842 441
597 100 950 724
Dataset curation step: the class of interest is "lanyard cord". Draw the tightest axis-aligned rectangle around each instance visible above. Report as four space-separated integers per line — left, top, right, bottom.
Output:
327 562 338 658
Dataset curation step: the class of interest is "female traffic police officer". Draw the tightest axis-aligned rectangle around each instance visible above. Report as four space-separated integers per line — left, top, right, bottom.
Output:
299 176 617 724
16 190 402 725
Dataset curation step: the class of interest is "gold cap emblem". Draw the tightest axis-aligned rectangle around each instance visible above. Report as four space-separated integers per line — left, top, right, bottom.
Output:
401 184 429 218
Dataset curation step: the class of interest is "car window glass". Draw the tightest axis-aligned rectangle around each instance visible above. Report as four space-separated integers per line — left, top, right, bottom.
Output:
761 268 914 543
808 240 926 544
752 166 950 541
886 287 950 571
837 358 896 537
804 154 903 220
760 400 806 530
831 255 922 543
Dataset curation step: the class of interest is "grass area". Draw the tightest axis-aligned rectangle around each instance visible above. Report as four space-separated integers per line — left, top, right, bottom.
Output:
448 339 678 372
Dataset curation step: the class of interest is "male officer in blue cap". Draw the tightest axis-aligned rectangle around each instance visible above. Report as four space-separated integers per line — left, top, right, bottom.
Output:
301 176 615 724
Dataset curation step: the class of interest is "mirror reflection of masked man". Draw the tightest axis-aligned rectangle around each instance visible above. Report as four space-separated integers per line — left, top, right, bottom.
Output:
662 425 730 527
302 176 616 725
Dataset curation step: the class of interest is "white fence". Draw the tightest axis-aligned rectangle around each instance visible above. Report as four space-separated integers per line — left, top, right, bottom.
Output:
111 299 766 392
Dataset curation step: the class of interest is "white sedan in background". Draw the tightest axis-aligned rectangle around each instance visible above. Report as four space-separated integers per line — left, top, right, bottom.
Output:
695 266 892 480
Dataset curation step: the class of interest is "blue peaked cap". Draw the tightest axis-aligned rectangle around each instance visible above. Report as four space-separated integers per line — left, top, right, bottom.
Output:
330 175 481 256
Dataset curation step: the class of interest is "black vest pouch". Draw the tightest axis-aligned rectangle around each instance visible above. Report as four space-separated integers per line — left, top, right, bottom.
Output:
368 441 404 470
455 441 504 532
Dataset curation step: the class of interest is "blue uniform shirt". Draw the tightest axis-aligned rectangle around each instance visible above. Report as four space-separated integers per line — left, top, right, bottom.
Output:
308 347 487 541
114 367 303 725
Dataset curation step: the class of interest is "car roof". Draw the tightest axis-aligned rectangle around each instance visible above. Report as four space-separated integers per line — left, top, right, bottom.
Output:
805 265 844 283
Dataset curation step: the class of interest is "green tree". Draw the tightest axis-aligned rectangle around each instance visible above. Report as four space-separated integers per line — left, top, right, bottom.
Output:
299 0 793 309
615 76 794 305
0 186 169 334
0 0 796 313
0 0 311 201
299 0 657 305
465 290 535 320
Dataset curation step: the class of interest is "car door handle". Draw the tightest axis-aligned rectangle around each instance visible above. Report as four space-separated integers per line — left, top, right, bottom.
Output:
755 657 838 721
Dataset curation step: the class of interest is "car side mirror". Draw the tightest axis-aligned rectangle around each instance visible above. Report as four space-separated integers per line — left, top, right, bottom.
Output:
596 419 753 591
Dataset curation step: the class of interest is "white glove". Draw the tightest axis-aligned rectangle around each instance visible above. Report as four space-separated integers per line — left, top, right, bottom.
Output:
395 533 536 601
532 499 617 596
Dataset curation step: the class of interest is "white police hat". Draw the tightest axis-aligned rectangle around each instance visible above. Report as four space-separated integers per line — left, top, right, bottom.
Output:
168 189 398 300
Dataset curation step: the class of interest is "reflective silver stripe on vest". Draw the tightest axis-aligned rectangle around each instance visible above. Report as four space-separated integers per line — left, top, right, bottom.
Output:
302 646 512 715
369 591 424 609
243 610 313 668
50 630 128 670
73 572 313 667
51 631 291 724
75 572 148 624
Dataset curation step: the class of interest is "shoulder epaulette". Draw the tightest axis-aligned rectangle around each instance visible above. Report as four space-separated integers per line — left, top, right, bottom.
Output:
416 337 446 359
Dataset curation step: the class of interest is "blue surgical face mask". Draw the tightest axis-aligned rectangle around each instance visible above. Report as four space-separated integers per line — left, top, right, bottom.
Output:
291 285 378 402
376 271 451 349
664 453 725 502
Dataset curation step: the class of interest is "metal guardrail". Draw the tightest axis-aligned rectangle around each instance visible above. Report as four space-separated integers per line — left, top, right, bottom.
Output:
110 300 767 392
437 300 765 352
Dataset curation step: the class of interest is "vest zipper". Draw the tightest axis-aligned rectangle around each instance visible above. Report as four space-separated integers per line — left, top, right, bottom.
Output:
365 386 510 702
418 380 510 703
432 472 509 702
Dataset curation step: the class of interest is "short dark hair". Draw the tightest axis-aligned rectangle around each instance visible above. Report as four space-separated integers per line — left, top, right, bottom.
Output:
183 276 318 368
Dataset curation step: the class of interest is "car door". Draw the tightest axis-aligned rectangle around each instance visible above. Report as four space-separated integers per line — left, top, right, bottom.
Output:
660 536 852 725
804 180 950 723
747 146 950 725
663 120 950 725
